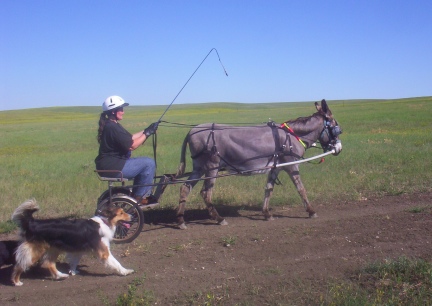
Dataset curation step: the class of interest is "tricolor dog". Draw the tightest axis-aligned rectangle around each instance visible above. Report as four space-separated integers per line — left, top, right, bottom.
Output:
11 199 134 286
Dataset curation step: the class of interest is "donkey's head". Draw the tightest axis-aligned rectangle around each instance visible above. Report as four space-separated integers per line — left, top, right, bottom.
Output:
315 99 342 155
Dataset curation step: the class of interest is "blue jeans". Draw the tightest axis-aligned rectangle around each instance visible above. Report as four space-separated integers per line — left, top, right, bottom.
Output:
120 157 156 198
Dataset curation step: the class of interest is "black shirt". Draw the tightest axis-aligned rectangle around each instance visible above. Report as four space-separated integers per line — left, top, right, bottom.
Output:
95 120 133 175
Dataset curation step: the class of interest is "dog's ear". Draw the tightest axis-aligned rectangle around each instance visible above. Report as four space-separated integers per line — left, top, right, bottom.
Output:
97 205 118 219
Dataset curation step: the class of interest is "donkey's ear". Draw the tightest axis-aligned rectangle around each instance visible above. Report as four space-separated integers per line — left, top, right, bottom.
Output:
315 101 321 112
321 99 332 117
321 99 328 112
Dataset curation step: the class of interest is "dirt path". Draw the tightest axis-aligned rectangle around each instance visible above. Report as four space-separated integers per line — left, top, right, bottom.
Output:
1 192 431 305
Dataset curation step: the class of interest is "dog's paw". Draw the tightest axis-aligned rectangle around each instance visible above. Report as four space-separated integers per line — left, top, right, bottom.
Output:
14 281 23 286
69 269 79 276
55 272 69 280
121 268 134 276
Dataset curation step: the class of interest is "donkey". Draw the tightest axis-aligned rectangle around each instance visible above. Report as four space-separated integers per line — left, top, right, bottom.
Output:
175 99 342 229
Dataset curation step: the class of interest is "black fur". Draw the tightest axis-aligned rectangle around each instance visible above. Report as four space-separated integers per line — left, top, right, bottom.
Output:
23 218 103 252
0 240 19 267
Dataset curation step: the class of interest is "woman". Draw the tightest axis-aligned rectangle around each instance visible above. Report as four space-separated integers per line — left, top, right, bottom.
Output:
95 95 159 205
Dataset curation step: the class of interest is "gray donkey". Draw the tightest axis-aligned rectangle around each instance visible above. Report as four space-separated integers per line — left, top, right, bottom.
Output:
175 99 342 229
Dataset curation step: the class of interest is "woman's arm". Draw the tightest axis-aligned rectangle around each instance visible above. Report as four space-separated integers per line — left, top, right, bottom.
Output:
129 122 158 150
131 130 145 140
130 131 147 150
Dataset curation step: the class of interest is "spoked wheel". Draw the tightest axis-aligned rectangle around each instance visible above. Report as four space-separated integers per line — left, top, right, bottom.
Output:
96 187 132 206
96 195 144 244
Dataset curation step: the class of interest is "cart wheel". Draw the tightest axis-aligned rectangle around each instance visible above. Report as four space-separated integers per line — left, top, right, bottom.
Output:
96 196 144 244
96 187 132 206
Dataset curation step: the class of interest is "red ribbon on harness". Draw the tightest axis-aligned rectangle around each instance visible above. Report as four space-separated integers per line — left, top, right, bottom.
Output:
280 123 306 148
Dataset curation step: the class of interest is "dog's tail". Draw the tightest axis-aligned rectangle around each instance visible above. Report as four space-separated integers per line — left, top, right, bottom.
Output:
11 199 39 234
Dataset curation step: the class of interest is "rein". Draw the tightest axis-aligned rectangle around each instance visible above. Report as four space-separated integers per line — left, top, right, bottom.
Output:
155 115 336 180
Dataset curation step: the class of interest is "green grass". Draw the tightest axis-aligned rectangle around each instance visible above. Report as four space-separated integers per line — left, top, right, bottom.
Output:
0 220 17 233
406 205 432 213
319 256 432 305
113 275 155 306
167 256 432 305
1 97 431 226
221 235 237 246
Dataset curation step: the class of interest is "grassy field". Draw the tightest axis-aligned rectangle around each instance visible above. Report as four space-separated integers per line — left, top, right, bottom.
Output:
1 97 431 225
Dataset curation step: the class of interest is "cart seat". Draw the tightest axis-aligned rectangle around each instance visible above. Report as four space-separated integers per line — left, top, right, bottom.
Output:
95 170 128 184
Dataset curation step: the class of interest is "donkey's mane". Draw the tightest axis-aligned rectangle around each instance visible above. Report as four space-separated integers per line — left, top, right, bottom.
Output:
285 112 322 134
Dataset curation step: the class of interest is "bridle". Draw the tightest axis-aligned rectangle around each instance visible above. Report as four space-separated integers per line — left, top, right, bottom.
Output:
319 118 343 152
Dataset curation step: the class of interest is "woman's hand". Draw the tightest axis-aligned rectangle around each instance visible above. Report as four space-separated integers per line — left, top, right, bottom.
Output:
143 122 159 137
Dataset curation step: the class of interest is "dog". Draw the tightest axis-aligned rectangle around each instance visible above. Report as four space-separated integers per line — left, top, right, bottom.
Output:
11 199 134 286
0 240 19 267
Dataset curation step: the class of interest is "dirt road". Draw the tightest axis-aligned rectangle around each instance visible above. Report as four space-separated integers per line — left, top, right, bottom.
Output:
1 192 431 305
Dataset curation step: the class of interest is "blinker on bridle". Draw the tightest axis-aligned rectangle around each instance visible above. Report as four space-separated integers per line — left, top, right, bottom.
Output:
329 120 342 138
320 119 342 152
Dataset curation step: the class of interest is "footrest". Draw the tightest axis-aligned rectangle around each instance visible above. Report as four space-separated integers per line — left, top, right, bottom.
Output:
138 202 160 210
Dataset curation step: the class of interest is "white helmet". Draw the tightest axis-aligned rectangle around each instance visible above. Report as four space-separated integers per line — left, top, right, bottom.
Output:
102 95 129 112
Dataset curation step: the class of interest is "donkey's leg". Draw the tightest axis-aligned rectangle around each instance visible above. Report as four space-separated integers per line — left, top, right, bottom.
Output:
262 170 279 220
177 170 202 229
201 169 227 225
177 183 192 229
287 167 317 218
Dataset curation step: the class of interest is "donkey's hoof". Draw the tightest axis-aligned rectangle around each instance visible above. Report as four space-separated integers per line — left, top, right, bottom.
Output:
309 213 318 218
218 219 228 226
178 223 188 230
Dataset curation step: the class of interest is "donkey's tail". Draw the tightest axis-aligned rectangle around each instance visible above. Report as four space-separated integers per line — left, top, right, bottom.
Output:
176 134 189 177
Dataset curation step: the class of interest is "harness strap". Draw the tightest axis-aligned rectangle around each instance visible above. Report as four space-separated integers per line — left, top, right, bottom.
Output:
276 123 305 160
203 124 244 173
193 122 305 174
191 124 216 159
268 121 304 168
280 123 307 148
269 122 282 168
204 123 216 153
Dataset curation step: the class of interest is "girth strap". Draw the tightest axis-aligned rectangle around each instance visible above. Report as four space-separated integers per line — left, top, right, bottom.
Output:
205 123 217 154
268 122 282 167
268 121 293 168
200 124 244 173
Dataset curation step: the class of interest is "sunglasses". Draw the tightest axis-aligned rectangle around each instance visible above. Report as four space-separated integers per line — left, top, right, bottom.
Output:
115 107 124 112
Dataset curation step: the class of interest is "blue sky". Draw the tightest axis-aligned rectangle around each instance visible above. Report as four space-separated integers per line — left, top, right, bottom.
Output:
1 0 431 111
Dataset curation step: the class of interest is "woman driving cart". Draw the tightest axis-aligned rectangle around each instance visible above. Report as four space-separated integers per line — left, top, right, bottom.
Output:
95 95 159 206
